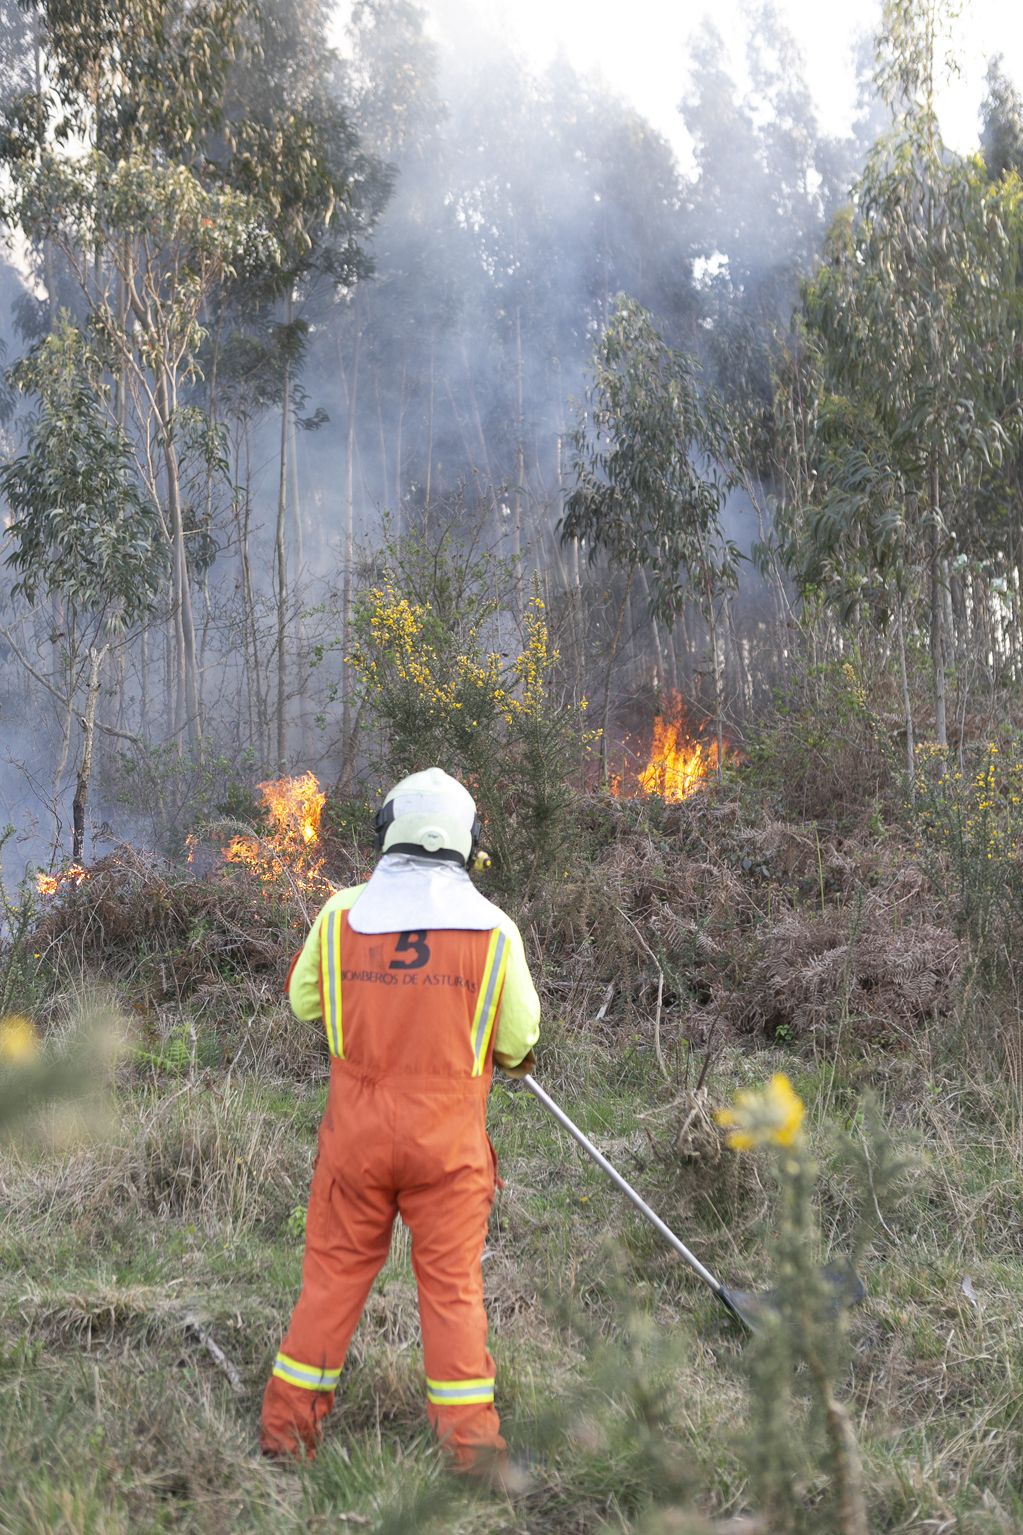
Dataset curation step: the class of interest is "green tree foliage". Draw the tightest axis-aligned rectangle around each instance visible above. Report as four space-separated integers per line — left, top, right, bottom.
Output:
981 56 1023 180
0 0 381 767
785 0 1022 753
0 318 171 859
31 0 242 157
1 319 166 630
4 145 280 749
564 296 737 618
563 296 739 767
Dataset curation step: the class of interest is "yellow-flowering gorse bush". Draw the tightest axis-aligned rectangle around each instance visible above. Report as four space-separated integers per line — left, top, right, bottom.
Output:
912 739 1023 961
715 1076 906 1535
346 531 595 892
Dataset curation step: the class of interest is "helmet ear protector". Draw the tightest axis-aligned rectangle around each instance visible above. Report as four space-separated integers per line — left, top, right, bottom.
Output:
468 811 483 866
373 798 484 869
373 798 396 852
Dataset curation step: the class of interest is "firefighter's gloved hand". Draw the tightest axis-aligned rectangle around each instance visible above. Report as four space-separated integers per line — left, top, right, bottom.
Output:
494 1048 535 1078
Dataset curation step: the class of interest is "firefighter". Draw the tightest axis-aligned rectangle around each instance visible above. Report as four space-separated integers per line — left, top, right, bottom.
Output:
261 768 540 1481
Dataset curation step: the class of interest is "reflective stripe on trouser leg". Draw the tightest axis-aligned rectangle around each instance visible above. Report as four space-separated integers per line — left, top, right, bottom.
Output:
260 1151 396 1458
426 1376 495 1407
272 1352 341 1391
399 1160 505 1461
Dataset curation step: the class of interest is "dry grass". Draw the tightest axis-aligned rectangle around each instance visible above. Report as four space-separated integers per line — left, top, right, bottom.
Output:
0 1078 308 1236
32 846 300 1002
729 903 963 1047
3 789 1023 1532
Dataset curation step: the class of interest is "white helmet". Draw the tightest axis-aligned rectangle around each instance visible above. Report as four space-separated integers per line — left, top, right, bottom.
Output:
374 768 481 867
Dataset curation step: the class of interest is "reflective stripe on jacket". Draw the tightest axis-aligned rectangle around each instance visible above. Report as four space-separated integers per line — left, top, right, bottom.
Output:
317 913 510 1076
288 880 540 1069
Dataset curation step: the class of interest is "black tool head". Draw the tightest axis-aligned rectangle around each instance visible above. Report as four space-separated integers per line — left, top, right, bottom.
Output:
720 1264 866 1332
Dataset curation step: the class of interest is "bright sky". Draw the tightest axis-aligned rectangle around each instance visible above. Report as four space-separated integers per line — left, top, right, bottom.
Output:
419 0 1023 170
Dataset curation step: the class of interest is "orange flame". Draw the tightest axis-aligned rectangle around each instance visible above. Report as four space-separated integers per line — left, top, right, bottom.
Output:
615 694 729 802
222 772 328 895
35 864 89 896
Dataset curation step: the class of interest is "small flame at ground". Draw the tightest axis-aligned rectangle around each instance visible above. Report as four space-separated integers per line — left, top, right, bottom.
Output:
222 772 328 894
614 694 729 803
36 864 89 896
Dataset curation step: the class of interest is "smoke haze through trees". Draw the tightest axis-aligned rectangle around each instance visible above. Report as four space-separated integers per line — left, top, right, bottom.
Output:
1 0 1021 873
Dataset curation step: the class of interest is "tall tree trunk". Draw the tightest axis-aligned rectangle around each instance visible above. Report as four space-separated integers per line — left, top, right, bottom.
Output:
705 585 725 785
72 644 109 864
569 531 587 697
1011 517 1023 680
374 366 390 514
929 458 947 748
199 319 221 694
50 606 77 809
601 573 632 784
897 592 915 797
140 623 149 742
513 307 525 596
394 357 406 541
679 604 693 692
460 339 500 519
163 620 173 747
725 592 750 719
275 293 292 774
637 565 664 691
116 647 126 731
341 322 362 761
291 408 309 759
424 336 435 525
157 369 201 755
238 420 266 756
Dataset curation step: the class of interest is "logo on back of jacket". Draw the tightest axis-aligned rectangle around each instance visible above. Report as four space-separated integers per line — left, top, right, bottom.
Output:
344 931 480 991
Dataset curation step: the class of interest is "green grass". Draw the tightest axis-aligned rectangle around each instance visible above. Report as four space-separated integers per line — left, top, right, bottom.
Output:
6 781 1023 1534
2 1010 1022 1535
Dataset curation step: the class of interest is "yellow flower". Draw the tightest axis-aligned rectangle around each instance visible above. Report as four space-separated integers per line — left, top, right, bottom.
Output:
0 1014 39 1065
716 1073 805 1151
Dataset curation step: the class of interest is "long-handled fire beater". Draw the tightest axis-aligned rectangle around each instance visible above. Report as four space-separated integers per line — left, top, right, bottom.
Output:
522 1076 863 1330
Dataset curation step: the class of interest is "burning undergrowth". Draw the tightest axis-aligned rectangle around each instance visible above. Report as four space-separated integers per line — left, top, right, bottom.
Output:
533 790 964 1057
35 864 88 896
29 775 366 1007
610 692 738 803
31 845 299 1001
201 771 331 898
23 769 965 1063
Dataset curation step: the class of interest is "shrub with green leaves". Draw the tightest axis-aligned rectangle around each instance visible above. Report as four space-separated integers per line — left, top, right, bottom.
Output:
912 739 1023 965
345 529 596 895
717 1076 907 1535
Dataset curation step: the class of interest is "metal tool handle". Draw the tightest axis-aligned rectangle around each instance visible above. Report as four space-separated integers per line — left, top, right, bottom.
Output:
521 1074 727 1300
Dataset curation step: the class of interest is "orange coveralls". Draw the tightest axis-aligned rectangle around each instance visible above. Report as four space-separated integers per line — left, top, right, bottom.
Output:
261 885 540 1467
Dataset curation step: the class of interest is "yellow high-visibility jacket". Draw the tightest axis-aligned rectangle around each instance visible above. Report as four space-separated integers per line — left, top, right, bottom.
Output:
287 882 540 1070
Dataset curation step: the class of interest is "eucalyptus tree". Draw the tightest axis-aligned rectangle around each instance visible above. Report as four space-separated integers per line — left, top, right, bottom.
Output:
980 57 1023 181
2 147 278 753
0 0 380 769
562 296 739 775
212 0 388 771
0 319 167 858
0 1 259 755
681 5 849 397
794 0 1021 749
